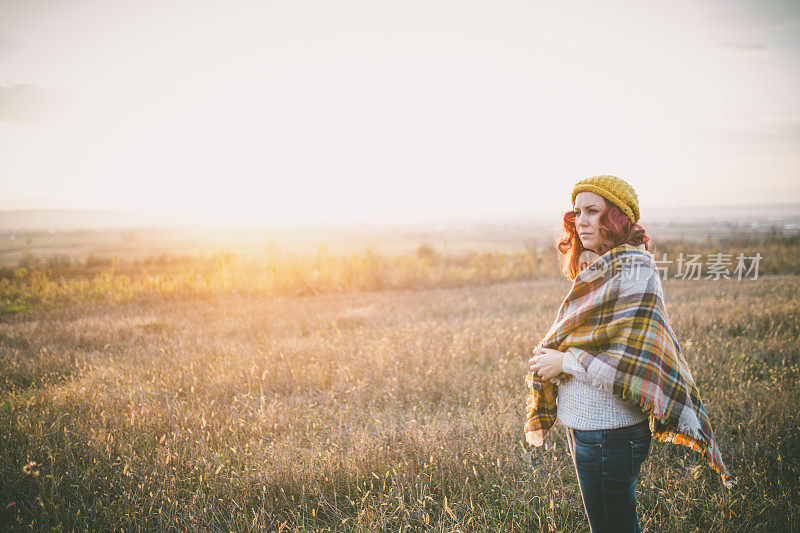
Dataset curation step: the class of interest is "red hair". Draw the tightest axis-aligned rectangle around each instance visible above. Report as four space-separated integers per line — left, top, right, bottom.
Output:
557 199 651 280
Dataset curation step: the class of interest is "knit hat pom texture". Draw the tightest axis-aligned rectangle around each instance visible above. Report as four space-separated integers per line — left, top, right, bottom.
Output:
571 175 640 224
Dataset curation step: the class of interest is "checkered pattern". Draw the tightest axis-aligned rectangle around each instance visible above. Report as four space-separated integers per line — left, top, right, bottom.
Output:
525 243 732 483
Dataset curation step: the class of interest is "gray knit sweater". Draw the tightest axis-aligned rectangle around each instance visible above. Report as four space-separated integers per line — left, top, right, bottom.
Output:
556 347 648 430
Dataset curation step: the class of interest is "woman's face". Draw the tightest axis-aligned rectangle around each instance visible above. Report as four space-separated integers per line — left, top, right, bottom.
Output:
573 191 607 254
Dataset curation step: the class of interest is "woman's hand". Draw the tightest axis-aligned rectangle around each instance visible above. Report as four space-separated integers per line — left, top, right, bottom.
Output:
528 347 565 381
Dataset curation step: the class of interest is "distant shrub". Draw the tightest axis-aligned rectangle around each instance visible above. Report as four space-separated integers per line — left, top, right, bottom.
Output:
416 243 440 263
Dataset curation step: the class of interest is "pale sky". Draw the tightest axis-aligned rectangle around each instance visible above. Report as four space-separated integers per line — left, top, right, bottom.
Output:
1 0 799 225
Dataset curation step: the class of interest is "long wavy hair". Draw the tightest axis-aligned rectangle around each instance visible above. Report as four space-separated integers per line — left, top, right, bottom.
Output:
557 197 652 280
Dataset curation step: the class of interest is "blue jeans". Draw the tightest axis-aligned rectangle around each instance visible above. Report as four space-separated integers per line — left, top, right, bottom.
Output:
565 419 651 533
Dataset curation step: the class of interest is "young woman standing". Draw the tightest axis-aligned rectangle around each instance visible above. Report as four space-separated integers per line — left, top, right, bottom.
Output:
525 175 732 533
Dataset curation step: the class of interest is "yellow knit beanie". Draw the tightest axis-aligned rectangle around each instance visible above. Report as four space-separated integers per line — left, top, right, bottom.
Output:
571 175 640 224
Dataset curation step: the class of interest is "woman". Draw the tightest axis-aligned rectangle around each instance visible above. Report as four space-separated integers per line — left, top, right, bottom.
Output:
525 175 732 533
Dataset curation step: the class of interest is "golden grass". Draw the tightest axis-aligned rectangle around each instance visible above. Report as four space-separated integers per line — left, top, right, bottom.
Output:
0 260 798 530
0 247 554 315
2 233 798 315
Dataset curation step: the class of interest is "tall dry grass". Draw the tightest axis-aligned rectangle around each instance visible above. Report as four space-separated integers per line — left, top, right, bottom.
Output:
1 261 798 530
2 233 799 315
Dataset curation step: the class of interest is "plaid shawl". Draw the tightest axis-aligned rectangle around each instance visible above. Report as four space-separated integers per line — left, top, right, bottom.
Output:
524 243 732 484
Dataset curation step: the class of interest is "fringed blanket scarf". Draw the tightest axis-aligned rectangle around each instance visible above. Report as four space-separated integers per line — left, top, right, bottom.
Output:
524 243 732 484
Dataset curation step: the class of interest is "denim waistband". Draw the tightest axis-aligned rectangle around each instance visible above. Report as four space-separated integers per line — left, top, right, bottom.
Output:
571 418 650 436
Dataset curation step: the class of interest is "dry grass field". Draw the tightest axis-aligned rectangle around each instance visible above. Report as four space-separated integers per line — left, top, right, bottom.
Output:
0 237 799 531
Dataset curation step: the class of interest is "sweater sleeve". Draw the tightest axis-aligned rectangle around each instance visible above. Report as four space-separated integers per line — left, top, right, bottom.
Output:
561 347 593 384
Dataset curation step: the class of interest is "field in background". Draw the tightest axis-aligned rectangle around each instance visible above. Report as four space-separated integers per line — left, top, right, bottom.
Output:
0 223 799 531
2 206 800 267
1 223 799 315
